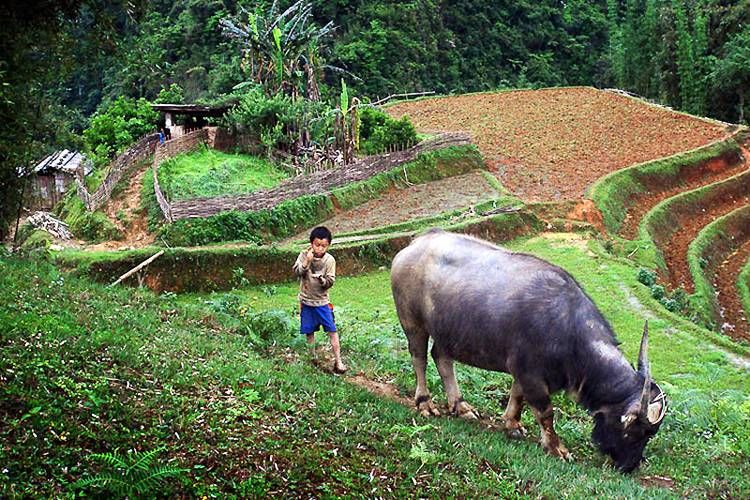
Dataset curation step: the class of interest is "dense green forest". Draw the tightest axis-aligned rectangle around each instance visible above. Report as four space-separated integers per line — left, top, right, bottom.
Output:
1 0 749 235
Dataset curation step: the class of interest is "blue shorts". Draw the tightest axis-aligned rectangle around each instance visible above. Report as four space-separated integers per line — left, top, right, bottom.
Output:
300 304 337 334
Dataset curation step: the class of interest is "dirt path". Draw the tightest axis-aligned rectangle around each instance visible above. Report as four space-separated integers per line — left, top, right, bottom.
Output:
714 239 750 341
285 171 502 243
619 155 748 239
74 161 157 252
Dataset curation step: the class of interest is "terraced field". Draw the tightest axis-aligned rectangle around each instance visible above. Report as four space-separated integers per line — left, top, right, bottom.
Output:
590 135 750 341
58 88 750 343
387 87 728 201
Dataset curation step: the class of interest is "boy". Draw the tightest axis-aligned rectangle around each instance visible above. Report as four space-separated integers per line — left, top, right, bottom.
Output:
293 226 347 374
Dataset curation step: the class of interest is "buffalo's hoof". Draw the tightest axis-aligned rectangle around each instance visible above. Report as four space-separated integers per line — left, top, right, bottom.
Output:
505 427 526 440
545 444 573 462
416 397 441 417
452 400 480 420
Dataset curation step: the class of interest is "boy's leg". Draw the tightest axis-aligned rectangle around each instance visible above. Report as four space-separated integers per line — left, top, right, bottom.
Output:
328 331 347 373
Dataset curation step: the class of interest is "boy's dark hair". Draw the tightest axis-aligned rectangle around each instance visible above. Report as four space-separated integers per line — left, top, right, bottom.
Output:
310 226 333 243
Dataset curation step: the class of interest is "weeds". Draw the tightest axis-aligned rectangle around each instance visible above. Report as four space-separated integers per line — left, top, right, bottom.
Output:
72 447 187 496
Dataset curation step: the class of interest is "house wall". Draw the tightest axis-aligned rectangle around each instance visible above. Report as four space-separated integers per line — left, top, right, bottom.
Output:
28 173 73 209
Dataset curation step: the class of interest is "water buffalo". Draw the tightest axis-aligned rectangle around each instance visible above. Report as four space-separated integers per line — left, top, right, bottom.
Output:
390 230 666 472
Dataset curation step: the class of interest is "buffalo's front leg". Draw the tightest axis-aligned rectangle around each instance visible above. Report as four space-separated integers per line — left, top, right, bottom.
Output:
502 380 527 439
530 404 572 461
431 344 479 419
405 326 440 416
520 379 572 460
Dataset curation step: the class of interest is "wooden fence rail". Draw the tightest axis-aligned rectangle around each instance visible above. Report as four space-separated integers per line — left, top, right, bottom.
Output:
167 132 472 221
76 133 160 211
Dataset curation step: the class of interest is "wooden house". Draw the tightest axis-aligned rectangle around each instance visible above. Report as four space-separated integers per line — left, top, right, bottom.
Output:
27 150 92 209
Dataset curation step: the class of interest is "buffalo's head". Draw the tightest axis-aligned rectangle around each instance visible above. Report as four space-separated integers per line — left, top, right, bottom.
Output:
592 322 667 473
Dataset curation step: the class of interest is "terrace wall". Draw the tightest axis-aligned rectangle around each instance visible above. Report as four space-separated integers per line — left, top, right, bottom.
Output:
689 205 750 328
59 210 540 292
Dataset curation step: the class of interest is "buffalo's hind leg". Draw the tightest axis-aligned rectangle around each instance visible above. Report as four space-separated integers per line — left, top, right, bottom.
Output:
431 343 479 420
404 324 440 417
502 380 527 439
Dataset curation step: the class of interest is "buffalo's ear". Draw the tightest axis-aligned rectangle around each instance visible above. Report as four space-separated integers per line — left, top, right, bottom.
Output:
646 382 667 425
620 413 638 428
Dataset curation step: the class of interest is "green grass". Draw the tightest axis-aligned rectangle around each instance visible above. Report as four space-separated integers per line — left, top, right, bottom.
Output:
4 233 750 497
158 146 289 200
740 258 750 324
189 233 750 497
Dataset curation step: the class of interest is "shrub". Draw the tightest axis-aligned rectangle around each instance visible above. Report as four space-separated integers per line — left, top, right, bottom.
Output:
650 284 666 300
246 310 296 345
223 87 332 151
637 268 658 287
57 192 122 242
358 106 417 155
83 96 159 168
20 229 52 253
154 83 184 104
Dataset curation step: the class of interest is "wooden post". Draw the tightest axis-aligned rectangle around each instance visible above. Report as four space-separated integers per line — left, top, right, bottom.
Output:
110 250 164 287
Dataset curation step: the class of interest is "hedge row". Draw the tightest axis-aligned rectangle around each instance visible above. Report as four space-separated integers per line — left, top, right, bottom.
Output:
156 144 485 246
588 136 742 236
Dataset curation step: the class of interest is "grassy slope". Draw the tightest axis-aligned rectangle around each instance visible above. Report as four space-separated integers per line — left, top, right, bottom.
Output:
3 234 750 497
200 234 750 497
159 147 288 200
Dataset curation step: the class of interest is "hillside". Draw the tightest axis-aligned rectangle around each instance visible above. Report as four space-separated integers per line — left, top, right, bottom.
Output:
388 88 729 201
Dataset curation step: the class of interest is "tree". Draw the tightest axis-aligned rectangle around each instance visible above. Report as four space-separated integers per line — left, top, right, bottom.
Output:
709 26 750 123
220 0 337 99
0 1 131 239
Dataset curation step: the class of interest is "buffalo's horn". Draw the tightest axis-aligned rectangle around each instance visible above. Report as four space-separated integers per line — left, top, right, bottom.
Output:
637 321 650 378
638 321 652 419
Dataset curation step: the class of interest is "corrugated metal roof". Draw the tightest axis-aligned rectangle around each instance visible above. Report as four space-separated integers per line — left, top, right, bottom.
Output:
33 150 92 176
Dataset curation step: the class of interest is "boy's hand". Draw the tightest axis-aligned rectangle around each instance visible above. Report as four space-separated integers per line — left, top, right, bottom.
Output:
305 246 314 264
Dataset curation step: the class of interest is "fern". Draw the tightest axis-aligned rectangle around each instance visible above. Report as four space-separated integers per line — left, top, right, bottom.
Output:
72 446 187 496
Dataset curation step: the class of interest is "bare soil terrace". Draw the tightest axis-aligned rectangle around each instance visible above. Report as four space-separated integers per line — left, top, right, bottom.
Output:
387 87 729 201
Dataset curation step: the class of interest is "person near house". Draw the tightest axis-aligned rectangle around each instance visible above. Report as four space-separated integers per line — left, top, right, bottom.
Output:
292 226 347 374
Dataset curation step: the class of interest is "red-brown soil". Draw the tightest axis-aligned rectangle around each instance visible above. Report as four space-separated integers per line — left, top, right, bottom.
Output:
619 153 748 239
387 87 728 201
660 189 750 294
714 239 750 341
